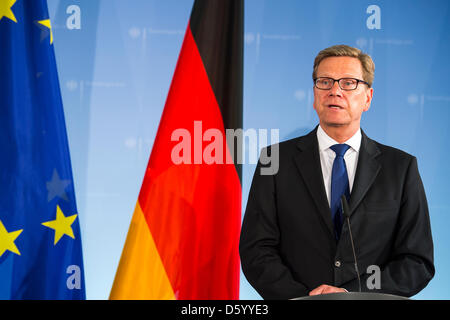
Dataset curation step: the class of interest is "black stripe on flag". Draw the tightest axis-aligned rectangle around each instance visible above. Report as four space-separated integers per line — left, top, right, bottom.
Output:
189 0 244 182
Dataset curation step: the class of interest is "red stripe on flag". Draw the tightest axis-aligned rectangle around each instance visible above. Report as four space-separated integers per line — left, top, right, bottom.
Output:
138 23 241 299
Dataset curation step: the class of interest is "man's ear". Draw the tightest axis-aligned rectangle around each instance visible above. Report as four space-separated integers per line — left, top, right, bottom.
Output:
364 87 374 112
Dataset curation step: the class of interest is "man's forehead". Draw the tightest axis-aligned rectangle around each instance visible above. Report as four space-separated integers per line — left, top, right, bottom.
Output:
316 56 363 77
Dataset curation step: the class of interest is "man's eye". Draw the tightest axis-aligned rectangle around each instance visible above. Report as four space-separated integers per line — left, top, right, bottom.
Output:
343 80 356 86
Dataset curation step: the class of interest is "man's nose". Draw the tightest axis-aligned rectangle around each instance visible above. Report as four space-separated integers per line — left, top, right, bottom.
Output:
328 81 343 96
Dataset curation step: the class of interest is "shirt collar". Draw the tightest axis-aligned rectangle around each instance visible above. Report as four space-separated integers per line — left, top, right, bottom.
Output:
317 125 362 153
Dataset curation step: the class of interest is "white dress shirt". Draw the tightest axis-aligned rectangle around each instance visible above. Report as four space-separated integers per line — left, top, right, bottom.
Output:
316 125 362 207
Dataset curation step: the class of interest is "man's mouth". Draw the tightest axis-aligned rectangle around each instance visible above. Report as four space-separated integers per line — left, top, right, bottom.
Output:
328 104 343 109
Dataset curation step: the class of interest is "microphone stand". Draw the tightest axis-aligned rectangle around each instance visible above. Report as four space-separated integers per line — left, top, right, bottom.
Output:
341 195 361 293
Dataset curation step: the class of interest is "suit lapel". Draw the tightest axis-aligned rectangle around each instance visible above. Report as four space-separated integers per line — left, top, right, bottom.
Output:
294 128 335 238
293 128 382 235
348 130 381 215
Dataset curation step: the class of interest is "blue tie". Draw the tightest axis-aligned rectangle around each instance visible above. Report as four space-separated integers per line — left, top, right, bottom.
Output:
330 144 351 241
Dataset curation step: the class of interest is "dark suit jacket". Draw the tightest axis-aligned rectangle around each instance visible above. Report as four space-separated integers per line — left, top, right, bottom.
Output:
239 127 434 299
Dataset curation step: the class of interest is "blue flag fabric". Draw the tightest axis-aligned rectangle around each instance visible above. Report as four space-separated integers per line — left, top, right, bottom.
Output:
0 0 85 299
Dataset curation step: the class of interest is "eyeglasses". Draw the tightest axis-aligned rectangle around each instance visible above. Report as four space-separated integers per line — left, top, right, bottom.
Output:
314 77 370 91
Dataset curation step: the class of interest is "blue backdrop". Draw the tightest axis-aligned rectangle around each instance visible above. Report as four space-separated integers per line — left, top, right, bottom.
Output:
46 0 450 299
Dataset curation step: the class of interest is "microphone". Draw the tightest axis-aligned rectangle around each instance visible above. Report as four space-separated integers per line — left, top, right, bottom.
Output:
341 195 361 292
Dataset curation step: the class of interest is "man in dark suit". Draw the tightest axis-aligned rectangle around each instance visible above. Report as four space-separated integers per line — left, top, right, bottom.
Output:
239 45 434 299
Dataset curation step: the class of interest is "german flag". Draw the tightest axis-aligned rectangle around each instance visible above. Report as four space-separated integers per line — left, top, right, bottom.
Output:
110 0 243 300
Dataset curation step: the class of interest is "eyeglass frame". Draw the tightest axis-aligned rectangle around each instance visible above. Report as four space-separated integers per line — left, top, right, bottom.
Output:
313 77 371 91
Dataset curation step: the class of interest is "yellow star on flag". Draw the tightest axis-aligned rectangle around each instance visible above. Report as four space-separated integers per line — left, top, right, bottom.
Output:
37 19 53 44
0 220 23 257
42 205 78 245
0 0 17 23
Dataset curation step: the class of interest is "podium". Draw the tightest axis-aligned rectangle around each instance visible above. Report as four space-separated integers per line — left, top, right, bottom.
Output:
291 292 409 300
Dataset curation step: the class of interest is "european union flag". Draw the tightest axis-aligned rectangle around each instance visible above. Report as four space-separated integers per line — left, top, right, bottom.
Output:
0 0 85 299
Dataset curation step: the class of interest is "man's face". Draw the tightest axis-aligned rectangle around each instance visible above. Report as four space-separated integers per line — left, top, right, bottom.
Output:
313 56 373 131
